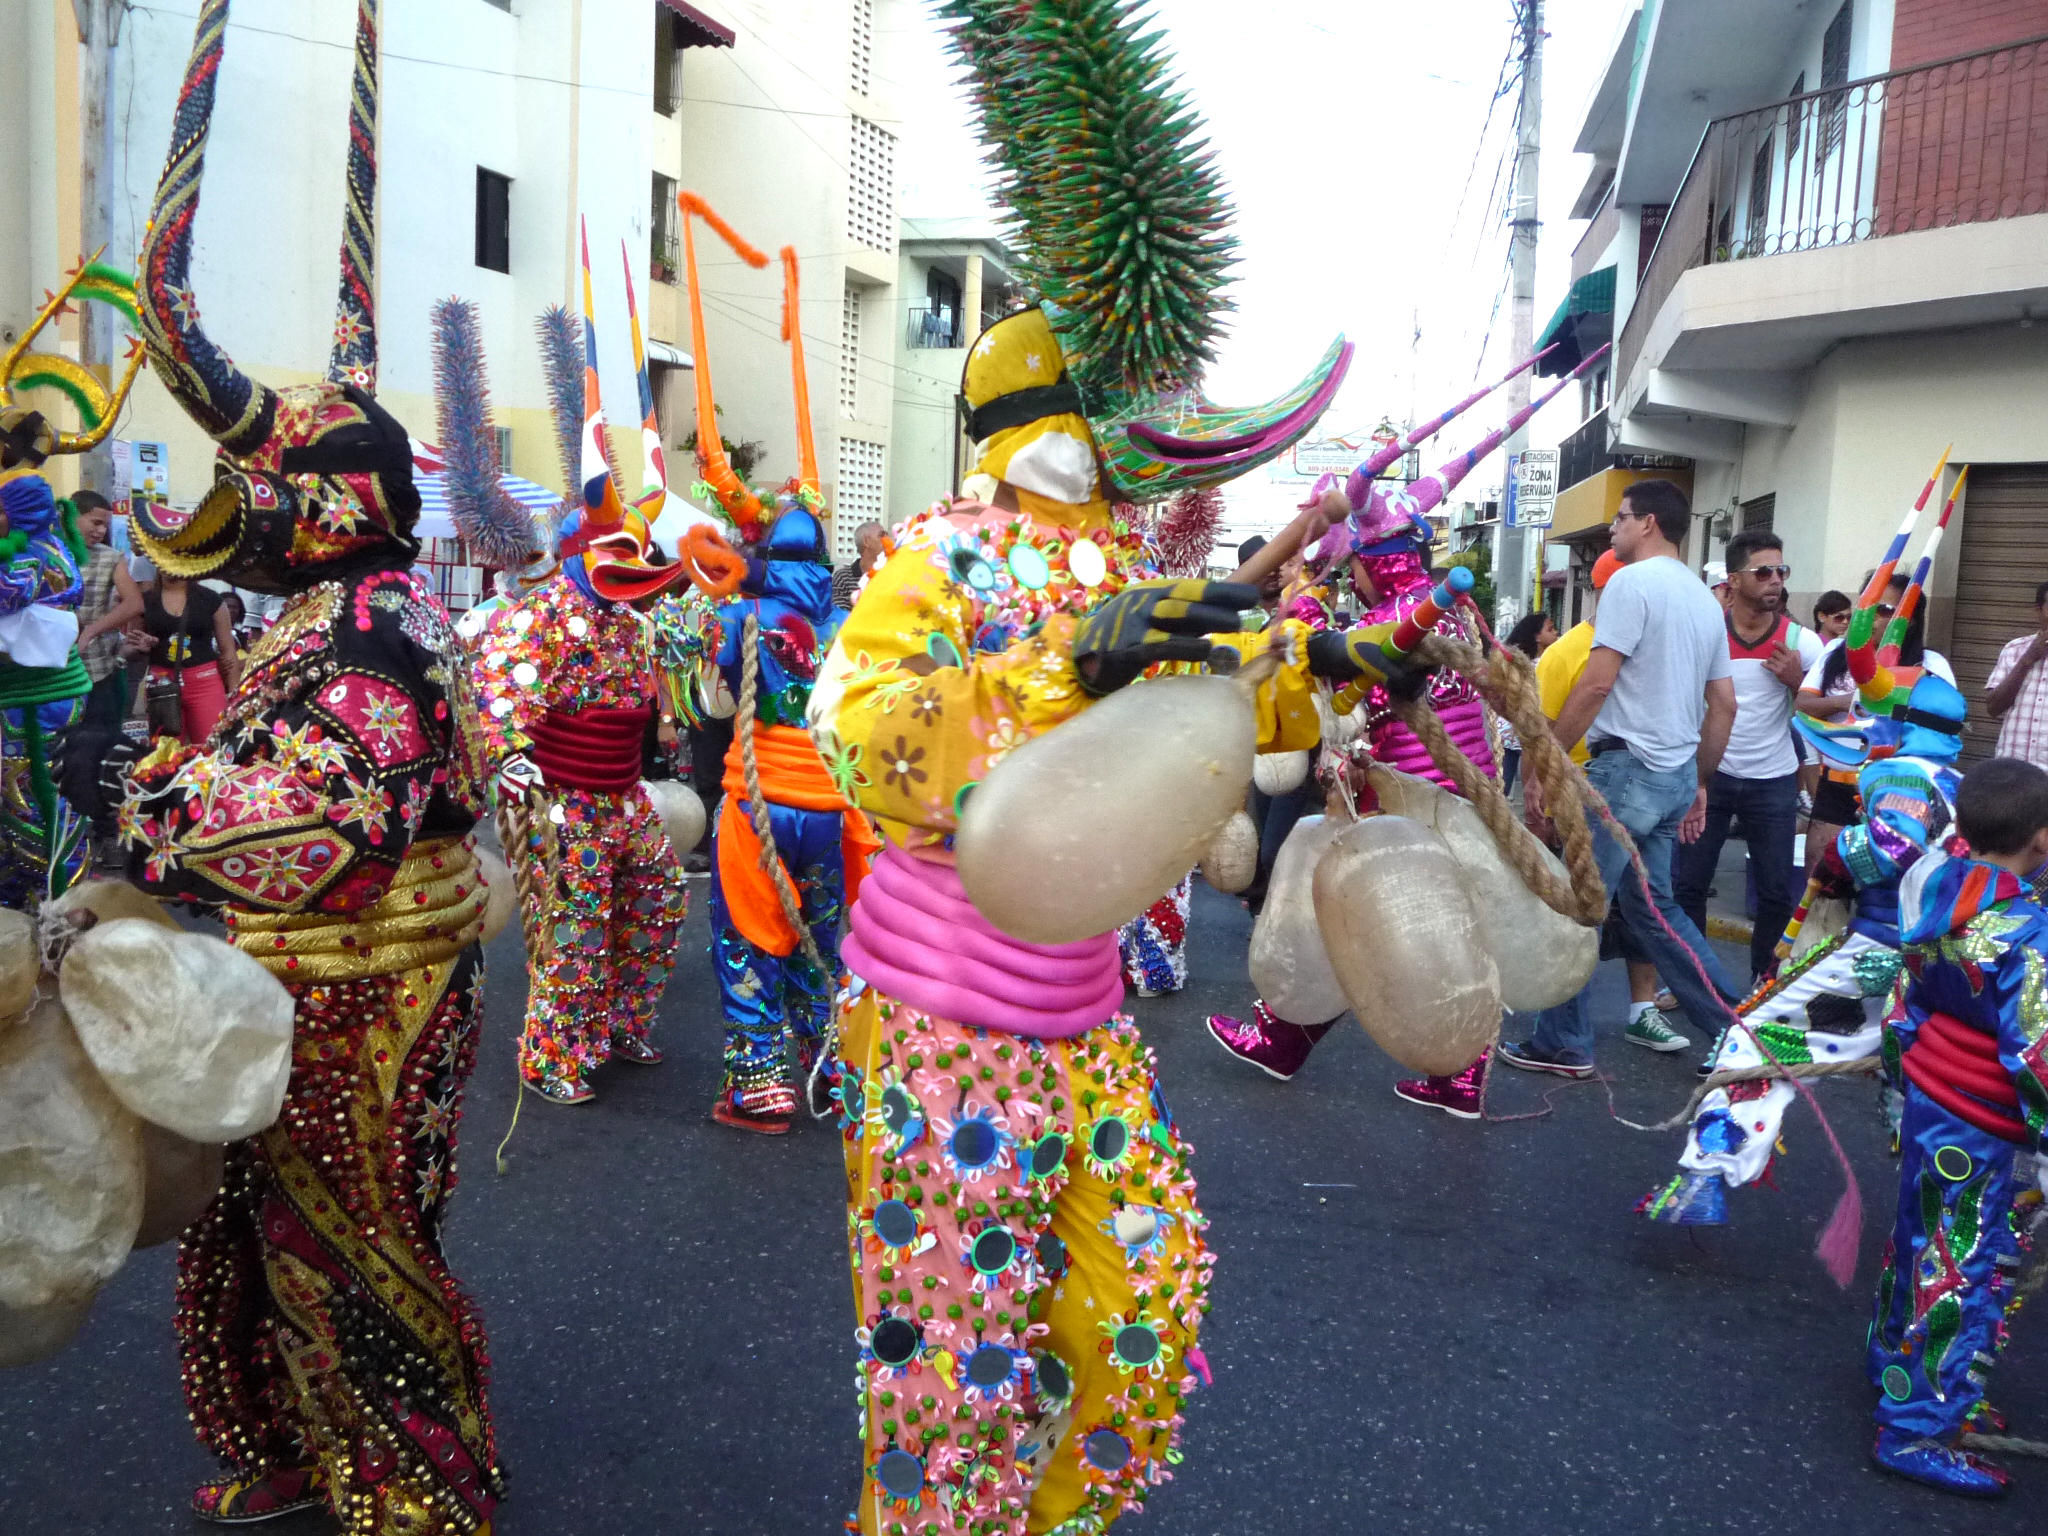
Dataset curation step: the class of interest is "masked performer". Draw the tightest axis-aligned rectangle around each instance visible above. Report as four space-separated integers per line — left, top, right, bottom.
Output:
0 263 146 906
1644 465 1968 1226
1865 755 2048 1498
466 225 697 1105
116 4 501 1527
808 7 1406 1524
1205 354 1595 1113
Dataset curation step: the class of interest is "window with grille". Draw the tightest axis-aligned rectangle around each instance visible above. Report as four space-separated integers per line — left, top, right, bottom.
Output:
841 288 862 416
655 12 685 116
1819 5 1851 158
651 173 680 283
837 438 886 554
475 168 511 273
849 0 874 95
848 117 896 252
494 426 515 471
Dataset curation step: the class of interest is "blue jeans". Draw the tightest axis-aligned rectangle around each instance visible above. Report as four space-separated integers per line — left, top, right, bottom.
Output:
1672 769 1801 981
1528 747 1743 1063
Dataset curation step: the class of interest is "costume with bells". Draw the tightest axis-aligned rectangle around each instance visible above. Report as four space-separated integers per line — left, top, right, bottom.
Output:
116 3 501 1527
1643 463 1968 1228
0 261 146 907
639 201 878 1132
808 3 1378 1515
1206 350 1604 1111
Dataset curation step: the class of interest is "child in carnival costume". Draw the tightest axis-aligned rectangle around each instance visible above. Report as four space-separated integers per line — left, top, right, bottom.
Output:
1864 755 2048 1498
0 262 147 906
116 3 502 1526
806 7 1425 1524
1205 349 1602 1115
1644 465 1968 1226
465 223 717 1106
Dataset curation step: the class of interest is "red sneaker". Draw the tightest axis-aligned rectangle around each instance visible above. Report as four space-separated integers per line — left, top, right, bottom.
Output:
1393 1053 1487 1120
191 1466 328 1524
713 1080 796 1135
1204 1005 1333 1082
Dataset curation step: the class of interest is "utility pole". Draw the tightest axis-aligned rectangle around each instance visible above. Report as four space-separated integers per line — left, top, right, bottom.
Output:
1499 0 1542 625
74 0 128 497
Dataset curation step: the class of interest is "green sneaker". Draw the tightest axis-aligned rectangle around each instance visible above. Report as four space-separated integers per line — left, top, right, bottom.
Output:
1625 1006 1691 1053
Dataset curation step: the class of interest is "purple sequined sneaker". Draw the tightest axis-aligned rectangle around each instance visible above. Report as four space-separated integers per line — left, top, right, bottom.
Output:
1204 1005 1333 1082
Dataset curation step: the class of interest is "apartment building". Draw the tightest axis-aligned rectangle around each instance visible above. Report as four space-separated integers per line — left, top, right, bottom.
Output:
1547 0 2048 754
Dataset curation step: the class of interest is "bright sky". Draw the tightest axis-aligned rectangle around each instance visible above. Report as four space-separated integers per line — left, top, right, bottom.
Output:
891 0 1637 530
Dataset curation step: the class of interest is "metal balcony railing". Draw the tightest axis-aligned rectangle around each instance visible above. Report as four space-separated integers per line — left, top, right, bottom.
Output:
1557 410 1614 492
906 304 964 350
651 229 681 286
1617 34 2048 391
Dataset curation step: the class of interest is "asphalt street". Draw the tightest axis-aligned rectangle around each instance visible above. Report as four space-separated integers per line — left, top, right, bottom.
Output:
6 877 2048 1534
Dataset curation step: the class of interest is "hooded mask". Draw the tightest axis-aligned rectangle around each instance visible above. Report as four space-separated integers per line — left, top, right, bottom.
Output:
131 0 420 592
1795 671 1967 770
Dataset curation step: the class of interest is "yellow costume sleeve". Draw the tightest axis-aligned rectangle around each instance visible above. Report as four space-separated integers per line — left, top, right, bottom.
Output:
1208 619 1322 752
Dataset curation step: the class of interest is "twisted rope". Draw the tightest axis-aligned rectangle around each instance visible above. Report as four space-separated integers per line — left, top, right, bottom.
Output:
493 786 558 1175
1611 1056 1881 1134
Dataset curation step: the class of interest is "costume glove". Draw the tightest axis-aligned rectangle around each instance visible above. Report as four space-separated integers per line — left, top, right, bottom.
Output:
1072 579 1260 697
1305 625 1430 702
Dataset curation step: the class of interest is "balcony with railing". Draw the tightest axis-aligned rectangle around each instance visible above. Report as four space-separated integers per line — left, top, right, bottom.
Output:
1616 34 2048 403
906 304 964 350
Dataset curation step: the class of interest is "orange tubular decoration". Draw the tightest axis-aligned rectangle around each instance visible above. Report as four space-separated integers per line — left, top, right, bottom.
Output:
678 191 770 534
781 246 820 500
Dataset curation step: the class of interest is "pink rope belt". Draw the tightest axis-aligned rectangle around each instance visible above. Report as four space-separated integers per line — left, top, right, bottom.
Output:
842 843 1125 1038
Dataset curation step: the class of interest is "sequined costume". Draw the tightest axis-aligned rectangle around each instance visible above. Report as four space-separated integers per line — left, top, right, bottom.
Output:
118 3 500 1527
472 575 685 1098
1865 846 2048 1494
811 309 1333 1536
1119 876 1190 997
0 476 89 904
1645 679 1967 1226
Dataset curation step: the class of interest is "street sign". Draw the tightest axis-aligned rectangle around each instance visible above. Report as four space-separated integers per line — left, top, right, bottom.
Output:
1510 447 1559 528
1292 440 1360 477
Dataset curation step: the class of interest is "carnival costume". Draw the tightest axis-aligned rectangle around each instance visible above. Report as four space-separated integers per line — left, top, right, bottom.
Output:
809 2 1377 1510
1863 844 2048 1497
117 4 501 1527
1645 468 1969 1227
1205 354 1594 1111
0 263 146 906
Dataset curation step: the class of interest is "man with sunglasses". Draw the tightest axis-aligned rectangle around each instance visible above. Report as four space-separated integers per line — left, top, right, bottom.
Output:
1673 528 1824 984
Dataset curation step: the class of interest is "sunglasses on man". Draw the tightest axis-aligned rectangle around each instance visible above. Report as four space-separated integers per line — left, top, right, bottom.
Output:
1737 563 1792 579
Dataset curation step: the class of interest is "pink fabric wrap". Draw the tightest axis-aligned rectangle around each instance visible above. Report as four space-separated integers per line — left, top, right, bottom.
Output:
843 843 1126 1038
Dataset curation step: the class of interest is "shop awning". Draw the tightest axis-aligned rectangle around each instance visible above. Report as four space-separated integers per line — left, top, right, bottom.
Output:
1548 464 1694 542
658 0 736 47
647 340 693 368
1537 265 1615 376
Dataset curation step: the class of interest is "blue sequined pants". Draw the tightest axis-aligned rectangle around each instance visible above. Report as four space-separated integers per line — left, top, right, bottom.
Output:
1868 1082 2023 1442
708 799 847 1095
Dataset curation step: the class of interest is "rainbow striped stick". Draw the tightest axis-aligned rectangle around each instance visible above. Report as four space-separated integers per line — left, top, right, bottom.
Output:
1381 566 1475 664
1877 466 1968 666
1846 446 1951 691
620 240 669 508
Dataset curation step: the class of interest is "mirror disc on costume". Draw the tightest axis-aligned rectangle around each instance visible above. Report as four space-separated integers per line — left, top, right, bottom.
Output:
1090 1117 1130 1165
1933 1145 1974 1181
966 1344 1015 1388
881 1084 917 1137
873 1199 920 1250
1008 544 1051 591
1029 1133 1068 1179
1113 1324 1161 1369
1069 538 1108 587
1882 1365 1913 1401
1112 1207 1158 1249
1035 1230 1069 1277
841 1071 866 1122
971 1227 1017 1275
1034 1350 1071 1401
874 1448 925 1499
871 1316 920 1368
951 1118 999 1169
567 615 589 638
927 632 965 669
1083 1430 1132 1471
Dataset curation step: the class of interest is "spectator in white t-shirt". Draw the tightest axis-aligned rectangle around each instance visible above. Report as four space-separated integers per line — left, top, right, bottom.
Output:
1503 480 1743 1075
1984 578 2048 770
1673 530 1824 982
1795 572 1955 868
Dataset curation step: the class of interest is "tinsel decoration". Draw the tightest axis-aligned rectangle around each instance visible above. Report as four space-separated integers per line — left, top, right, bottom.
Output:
1149 485 1224 578
66 262 140 327
535 305 584 519
937 0 1237 403
430 297 541 572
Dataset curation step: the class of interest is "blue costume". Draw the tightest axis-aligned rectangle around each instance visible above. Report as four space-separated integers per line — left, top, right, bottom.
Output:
661 502 871 1131
1644 673 1965 1225
0 474 90 905
1866 844 2048 1496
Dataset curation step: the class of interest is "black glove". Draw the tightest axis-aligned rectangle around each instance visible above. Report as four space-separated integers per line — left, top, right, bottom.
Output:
1071 579 1260 697
1306 625 1431 702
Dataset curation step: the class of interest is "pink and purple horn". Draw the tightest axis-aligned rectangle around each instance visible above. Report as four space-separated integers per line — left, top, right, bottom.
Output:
1344 344 1559 507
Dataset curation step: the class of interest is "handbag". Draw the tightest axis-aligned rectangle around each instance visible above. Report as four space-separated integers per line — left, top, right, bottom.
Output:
140 592 192 741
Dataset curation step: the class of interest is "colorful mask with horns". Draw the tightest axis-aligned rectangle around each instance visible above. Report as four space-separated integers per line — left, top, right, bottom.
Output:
129 0 420 593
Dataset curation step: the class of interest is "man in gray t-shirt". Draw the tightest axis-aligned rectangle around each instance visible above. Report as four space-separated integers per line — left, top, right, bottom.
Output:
1503 481 1741 1073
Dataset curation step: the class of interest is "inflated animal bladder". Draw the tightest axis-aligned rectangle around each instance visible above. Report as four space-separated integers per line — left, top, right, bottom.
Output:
1200 809 1259 895
1364 765 1595 1012
958 674 1257 944
1313 815 1502 1075
133 1124 223 1250
0 997 143 1315
476 845 516 945
1252 749 1310 796
1249 816 1348 1025
46 877 180 932
61 920 294 1143
643 779 708 858
0 908 35 1027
